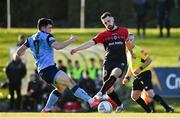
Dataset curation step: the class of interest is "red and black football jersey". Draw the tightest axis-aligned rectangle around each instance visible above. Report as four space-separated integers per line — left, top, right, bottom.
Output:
93 27 128 65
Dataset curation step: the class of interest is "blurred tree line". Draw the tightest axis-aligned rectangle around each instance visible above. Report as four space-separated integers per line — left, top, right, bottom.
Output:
0 0 179 28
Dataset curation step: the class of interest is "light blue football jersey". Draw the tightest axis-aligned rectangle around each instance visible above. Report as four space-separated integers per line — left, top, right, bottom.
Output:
24 31 56 72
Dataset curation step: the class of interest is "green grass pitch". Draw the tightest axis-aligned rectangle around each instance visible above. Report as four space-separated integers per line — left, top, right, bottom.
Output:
0 113 180 118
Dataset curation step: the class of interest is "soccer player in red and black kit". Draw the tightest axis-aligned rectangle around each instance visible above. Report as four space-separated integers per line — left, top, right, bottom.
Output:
71 12 135 112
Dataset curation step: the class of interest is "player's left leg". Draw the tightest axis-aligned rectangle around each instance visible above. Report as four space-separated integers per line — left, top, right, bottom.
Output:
54 70 99 108
99 67 122 94
42 70 98 112
132 79 152 113
141 90 156 112
146 89 174 112
106 87 124 113
142 70 174 113
41 89 62 112
96 67 124 112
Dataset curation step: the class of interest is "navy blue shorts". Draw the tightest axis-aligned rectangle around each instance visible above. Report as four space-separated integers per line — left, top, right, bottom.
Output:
39 65 60 84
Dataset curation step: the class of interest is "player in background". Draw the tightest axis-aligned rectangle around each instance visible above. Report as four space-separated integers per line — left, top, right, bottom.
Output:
71 12 136 112
15 18 100 112
122 33 174 113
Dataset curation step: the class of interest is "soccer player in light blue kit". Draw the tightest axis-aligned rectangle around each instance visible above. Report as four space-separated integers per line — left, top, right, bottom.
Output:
15 18 100 112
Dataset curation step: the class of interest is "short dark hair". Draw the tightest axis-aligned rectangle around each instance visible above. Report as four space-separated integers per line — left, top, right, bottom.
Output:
67 59 72 63
101 12 112 20
58 59 63 64
37 18 53 30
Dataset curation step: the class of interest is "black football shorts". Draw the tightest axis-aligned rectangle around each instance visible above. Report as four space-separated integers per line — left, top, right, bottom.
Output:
133 70 153 91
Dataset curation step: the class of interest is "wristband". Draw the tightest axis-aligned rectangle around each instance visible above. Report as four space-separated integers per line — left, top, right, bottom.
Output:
140 66 143 70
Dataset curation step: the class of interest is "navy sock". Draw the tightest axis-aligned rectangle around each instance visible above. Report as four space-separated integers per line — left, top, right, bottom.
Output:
100 76 117 94
136 97 151 113
153 94 170 110
108 91 122 106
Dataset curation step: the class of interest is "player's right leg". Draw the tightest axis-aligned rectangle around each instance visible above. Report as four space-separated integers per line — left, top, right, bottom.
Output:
106 87 124 113
39 67 64 112
142 70 174 113
94 67 123 112
146 89 174 112
54 70 100 108
41 89 62 112
99 67 122 94
131 79 151 113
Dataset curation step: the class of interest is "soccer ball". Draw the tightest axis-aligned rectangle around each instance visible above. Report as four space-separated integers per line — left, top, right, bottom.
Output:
98 101 113 113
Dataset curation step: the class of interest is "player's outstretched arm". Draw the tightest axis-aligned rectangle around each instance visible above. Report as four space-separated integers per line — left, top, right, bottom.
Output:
15 45 28 59
70 40 95 55
52 35 77 50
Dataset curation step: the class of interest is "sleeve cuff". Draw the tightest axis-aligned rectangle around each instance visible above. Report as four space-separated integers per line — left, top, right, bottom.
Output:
92 38 97 44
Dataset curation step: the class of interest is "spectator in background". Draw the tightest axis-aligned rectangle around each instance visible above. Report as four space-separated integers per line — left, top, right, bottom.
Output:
98 59 103 80
79 71 97 97
57 59 67 73
17 35 25 47
59 88 79 112
72 60 83 82
88 58 99 80
157 0 174 37
23 73 44 111
133 0 148 37
95 59 103 91
79 71 97 111
5 54 27 110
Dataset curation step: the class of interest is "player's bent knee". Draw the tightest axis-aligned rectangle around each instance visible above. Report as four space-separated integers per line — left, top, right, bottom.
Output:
54 70 77 90
68 83 76 90
56 83 67 93
55 71 73 86
111 68 122 78
67 77 77 89
146 89 155 98
131 91 141 101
